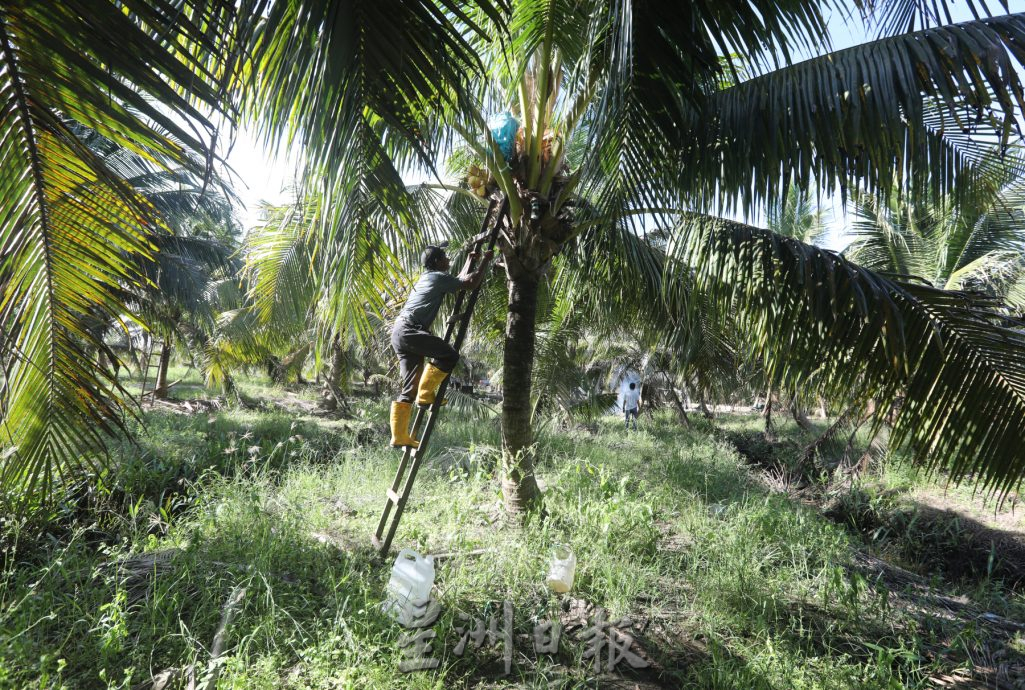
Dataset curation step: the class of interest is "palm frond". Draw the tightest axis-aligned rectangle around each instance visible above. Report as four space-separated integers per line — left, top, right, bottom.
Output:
845 194 936 280
680 14 1025 211
246 0 509 176
677 214 1025 497
864 0 1009 37
845 157 1025 301
0 1 237 503
767 187 831 246
316 174 420 344
243 198 318 334
527 278 579 420
141 234 238 327
203 309 269 395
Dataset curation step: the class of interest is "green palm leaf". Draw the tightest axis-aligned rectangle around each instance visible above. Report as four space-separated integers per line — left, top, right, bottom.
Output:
244 198 319 334
867 0 1009 37
846 152 1025 301
680 14 1025 209
680 216 1025 497
0 1 237 503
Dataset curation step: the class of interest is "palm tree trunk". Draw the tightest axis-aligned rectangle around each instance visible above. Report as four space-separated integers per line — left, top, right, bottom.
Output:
791 402 812 431
663 371 691 427
848 399 883 474
501 273 542 514
154 341 171 400
699 394 714 419
321 335 347 412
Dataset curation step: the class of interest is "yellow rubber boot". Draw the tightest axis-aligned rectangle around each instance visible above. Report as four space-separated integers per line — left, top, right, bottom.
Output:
416 364 449 406
389 401 419 448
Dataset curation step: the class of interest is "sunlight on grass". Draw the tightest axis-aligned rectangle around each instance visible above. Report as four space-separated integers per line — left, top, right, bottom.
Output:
1 400 1022 689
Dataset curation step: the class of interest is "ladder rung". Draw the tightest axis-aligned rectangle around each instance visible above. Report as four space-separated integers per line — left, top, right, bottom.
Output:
465 210 503 247
467 228 494 247
446 313 464 325
387 489 402 505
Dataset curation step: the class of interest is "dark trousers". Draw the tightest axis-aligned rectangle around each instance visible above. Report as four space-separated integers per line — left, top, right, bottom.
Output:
624 407 639 430
391 320 459 403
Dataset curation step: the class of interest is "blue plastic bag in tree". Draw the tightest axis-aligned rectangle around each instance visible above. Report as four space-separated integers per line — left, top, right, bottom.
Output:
488 111 519 162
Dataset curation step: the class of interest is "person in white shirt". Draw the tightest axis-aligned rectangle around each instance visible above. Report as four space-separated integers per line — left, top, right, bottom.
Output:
622 381 641 430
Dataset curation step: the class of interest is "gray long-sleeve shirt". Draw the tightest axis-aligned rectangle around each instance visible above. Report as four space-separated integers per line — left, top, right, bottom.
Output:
398 270 462 329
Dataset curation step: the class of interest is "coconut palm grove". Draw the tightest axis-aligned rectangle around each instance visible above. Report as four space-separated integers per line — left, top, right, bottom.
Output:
4 1 1025 687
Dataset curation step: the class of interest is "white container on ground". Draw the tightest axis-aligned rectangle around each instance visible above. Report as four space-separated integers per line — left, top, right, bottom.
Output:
546 545 576 593
383 548 435 625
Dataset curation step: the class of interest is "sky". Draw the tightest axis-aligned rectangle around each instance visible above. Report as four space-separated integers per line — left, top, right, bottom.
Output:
221 124 299 231
222 1 1006 248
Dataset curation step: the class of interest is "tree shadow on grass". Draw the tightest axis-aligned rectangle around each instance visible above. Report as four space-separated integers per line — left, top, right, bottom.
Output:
4 407 378 567
757 558 1025 688
119 516 757 690
112 408 378 508
657 434 773 507
115 495 401 681
639 432 1025 687
835 496 1025 590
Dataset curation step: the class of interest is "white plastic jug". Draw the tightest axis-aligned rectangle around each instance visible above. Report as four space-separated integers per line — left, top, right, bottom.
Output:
546 544 576 593
383 549 435 625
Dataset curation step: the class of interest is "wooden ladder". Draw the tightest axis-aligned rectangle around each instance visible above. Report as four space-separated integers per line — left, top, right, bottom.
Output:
138 337 164 402
373 197 509 557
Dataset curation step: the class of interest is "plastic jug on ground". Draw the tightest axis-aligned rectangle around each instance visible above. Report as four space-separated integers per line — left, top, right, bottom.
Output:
383 548 435 626
546 544 576 593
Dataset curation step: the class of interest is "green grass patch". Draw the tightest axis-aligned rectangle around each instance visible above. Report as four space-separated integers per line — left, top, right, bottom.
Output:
1 398 1022 688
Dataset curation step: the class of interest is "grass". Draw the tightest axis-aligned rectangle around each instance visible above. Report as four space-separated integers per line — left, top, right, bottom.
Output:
1 379 1023 688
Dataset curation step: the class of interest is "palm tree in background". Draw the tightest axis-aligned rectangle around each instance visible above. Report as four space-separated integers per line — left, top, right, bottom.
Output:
5 1 1025 508
138 234 239 401
216 193 407 406
122 151 241 400
844 173 1025 310
67 129 241 399
768 189 832 246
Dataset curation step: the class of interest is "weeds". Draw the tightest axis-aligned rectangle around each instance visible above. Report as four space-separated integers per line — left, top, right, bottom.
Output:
0 382 1022 688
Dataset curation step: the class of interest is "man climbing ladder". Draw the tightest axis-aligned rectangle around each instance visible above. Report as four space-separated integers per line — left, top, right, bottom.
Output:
389 243 494 448
375 199 507 556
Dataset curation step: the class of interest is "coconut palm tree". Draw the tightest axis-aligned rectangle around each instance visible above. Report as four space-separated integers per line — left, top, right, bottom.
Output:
6 0 1025 508
845 169 1025 308
242 0 1025 508
120 150 242 400
0 0 246 499
67 128 241 400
